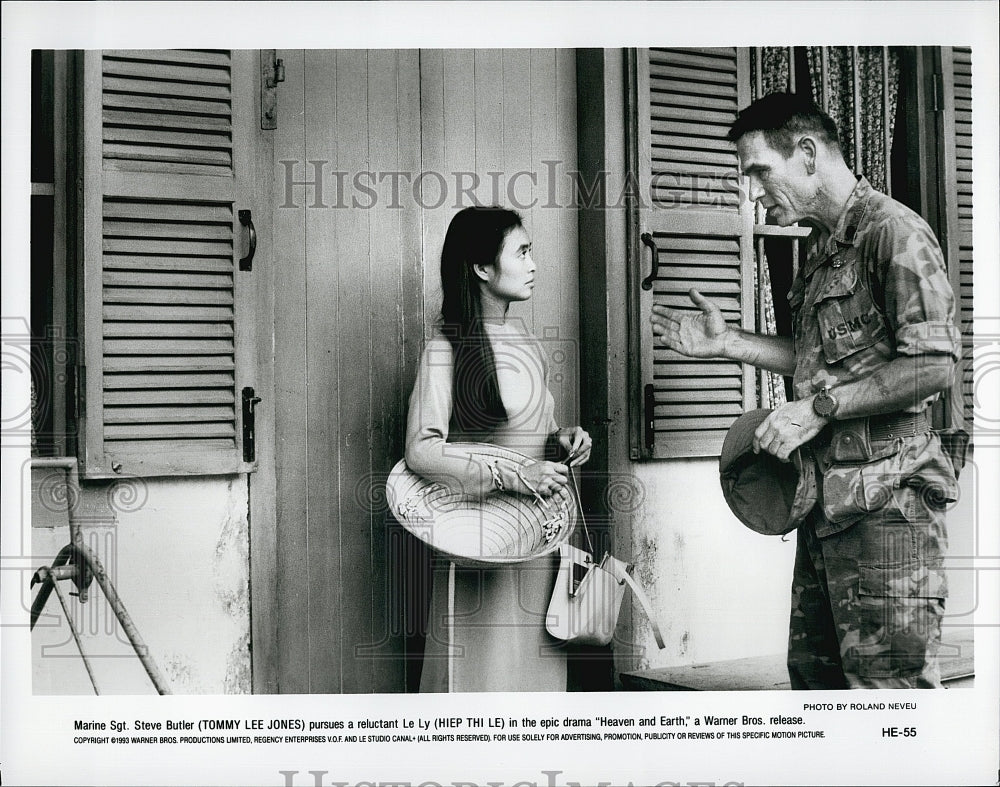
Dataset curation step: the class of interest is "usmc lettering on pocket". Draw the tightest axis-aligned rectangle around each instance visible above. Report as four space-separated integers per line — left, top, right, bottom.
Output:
812 261 888 364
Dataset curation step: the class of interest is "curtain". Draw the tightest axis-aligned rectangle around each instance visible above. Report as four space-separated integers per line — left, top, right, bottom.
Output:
749 47 901 409
751 48 793 409
806 47 901 193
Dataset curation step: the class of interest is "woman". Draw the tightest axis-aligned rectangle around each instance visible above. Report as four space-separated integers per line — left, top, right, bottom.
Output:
405 206 591 692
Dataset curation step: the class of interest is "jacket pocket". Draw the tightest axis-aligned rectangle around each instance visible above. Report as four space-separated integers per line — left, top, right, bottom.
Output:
813 262 886 364
854 562 947 678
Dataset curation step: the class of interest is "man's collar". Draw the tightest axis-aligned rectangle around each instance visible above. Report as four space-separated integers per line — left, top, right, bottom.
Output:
802 176 873 278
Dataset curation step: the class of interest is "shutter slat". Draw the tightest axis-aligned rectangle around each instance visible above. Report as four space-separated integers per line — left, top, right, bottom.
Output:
104 143 232 167
105 389 233 406
654 265 740 281
652 146 736 165
104 372 234 389
105 424 236 440
652 416 740 432
104 201 232 223
651 118 733 139
652 159 737 178
102 92 231 117
103 238 232 256
104 405 235 424
104 304 233 322
653 280 741 296
104 321 234 338
103 255 232 272
103 75 231 101
654 402 743 417
102 58 231 86
103 287 233 306
103 109 232 132
651 46 737 59
654 361 744 377
655 389 743 403
103 126 232 150
104 356 235 373
104 221 232 242
651 186 739 207
652 92 737 112
650 50 738 71
104 49 232 67
650 78 737 100
104 222 232 243
104 338 234 355
653 376 742 390
649 63 738 87
104 270 232 289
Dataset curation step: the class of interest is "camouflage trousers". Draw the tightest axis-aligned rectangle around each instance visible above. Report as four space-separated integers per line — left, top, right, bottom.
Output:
787 483 949 689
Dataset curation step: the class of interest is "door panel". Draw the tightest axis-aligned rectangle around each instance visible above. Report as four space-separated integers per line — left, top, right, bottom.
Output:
269 49 578 693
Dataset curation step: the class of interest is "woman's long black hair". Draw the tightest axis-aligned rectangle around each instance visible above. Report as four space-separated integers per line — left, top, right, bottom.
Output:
439 206 523 437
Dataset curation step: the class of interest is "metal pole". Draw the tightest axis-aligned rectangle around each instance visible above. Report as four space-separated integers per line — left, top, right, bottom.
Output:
49 569 103 695
77 543 172 694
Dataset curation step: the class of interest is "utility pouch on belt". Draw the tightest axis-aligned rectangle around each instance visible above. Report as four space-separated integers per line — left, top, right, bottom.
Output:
935 427 971 478
816 418 906 537
828 417 876 463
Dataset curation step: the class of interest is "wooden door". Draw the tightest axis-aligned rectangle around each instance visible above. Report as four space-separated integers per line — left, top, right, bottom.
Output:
259 49 580 693
267 50 423 693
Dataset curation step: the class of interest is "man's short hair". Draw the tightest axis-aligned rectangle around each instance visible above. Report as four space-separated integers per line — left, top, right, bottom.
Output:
727 92 842 158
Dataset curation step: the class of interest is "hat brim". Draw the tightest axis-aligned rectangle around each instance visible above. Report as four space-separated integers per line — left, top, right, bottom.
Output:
386 442 577 567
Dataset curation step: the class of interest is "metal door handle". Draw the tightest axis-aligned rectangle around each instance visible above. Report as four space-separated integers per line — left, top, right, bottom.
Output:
640 232 661 291
239 209 256 271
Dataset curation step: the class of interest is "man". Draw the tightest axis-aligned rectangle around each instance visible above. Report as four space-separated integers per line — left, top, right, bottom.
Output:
651 92 961 689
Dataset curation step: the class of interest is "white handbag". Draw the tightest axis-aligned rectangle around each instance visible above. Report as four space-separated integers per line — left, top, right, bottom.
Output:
544 467 665 649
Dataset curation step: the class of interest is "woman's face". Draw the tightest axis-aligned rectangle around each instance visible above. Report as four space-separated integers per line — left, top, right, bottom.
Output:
478 225 535 304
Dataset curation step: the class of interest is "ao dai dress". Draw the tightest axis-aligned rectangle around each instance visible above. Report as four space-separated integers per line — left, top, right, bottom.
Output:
404 319 567 692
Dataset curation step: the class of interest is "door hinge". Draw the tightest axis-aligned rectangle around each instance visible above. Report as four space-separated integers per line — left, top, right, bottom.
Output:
643 383 655 453
74 363 85 419
931 71 945 112
260 49 286 130
242 387 262 462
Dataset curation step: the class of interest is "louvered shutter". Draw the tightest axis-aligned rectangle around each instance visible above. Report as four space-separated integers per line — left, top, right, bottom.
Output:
80 50 256 477
940 47 974 430
634 48 754 458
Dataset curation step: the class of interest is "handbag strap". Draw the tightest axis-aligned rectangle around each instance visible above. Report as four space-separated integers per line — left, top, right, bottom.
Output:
618 565 666 650
569 465 665 650
567 464 594 554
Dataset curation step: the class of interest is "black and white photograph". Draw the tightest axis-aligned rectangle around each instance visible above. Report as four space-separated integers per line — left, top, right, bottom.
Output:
3 2 998 786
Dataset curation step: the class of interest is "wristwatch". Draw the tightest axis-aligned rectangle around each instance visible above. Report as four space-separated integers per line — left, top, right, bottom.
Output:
812 386 839 418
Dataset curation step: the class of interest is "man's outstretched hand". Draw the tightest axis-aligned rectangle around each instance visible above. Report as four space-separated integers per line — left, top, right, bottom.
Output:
650 289 729 359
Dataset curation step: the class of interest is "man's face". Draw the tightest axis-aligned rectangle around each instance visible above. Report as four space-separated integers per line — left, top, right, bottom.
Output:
736 131 814 226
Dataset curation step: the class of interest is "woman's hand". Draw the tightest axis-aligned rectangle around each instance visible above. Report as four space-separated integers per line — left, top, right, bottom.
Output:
555 426 592 466
515 460 569 498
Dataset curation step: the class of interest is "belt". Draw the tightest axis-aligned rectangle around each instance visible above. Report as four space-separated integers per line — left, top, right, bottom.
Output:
868 410 930 441
811 410 930 447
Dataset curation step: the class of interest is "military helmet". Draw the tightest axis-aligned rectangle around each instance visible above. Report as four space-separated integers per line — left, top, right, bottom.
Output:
719 409 818 536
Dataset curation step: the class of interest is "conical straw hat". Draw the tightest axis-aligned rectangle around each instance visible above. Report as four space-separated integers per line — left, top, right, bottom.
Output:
386 442 577 567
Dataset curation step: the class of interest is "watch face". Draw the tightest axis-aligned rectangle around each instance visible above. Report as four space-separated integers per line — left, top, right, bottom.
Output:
813 390 836 417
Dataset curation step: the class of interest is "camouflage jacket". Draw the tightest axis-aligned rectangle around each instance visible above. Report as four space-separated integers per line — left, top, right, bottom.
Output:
787 177 961 534
788 176 960 404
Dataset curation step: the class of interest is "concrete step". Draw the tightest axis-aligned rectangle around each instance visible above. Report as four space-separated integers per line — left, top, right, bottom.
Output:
621 627 974 691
